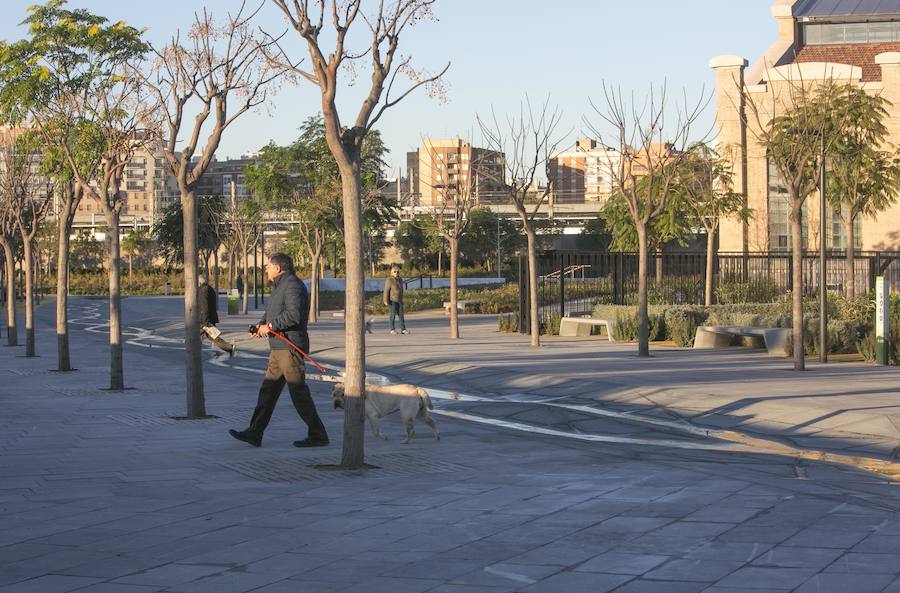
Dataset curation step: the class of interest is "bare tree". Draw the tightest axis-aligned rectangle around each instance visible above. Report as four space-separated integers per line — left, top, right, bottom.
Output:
740 73 850 370
65 78 159 389
269 0 449 468
478 97 566 347
143 2 282 418
0 175 17 347
419 137 483 338
587 83 709 357
0 130 51 357
225 180 262 316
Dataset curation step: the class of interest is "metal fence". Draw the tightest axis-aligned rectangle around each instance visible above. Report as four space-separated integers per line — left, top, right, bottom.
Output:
518 250 900 331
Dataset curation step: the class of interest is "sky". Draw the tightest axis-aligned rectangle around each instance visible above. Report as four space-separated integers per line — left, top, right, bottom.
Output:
0 0 776 175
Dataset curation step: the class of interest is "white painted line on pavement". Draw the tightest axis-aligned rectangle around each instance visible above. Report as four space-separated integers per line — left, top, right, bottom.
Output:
429 409 737 451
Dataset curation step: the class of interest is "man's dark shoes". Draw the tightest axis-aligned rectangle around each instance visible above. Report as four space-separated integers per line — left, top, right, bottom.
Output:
293 437 330 448
229 429 261 447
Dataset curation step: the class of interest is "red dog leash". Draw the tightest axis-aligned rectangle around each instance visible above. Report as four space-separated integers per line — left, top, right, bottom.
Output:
251 324 329 374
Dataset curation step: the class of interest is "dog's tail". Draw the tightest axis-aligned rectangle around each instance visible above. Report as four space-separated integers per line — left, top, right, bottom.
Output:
419 389 434 410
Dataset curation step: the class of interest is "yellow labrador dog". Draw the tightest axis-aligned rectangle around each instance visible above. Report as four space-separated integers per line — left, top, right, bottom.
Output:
331 383 440 444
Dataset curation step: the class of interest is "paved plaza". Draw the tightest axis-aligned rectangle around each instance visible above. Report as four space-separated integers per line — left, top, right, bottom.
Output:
2 296 900 592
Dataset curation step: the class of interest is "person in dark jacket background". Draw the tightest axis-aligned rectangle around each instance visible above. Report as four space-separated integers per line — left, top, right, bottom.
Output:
383 264 408 335
229 252 329 448
198 274 235 355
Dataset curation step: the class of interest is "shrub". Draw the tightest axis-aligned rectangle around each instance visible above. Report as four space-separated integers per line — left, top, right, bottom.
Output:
497 313 519 333
611 311 663 342
788 318 868 357
541 313 562 336
715 279 782 304
664 307 709 347
858 325 900 364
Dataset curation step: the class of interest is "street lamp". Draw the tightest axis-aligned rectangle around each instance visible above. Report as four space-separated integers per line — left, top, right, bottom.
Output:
819 133 827 364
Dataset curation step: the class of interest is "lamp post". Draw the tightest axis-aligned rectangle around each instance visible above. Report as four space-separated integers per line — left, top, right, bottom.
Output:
496 213 501 278
819 133 828 363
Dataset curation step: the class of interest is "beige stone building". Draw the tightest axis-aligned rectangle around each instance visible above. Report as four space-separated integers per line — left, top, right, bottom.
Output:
712 0 900 254
548 138 620 206
73 145 178 229
408 138 506 206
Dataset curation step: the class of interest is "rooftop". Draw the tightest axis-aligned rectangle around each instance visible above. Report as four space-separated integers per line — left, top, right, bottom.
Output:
794 0 900 19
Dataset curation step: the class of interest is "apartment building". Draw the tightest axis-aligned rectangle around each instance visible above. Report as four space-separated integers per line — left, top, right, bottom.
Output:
408 138 506 206
74 145 178 228
711 0 900 253
548 138 620 205
73 151 259 229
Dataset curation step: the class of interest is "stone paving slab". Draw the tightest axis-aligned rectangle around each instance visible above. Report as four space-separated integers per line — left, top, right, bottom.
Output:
0 298 899 592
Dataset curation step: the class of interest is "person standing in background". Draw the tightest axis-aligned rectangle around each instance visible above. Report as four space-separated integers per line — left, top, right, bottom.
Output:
383 264 408 335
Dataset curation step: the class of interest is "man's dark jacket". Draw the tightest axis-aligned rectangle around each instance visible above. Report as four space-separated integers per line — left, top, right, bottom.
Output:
198 283 219 325
260 272 309 352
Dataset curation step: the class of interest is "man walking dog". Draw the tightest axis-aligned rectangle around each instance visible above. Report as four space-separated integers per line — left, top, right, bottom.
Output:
229 253 329 448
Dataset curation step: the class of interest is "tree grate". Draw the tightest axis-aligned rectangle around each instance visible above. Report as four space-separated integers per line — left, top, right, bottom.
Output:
8 368 51 376
221 453 470 483
107 410 248 427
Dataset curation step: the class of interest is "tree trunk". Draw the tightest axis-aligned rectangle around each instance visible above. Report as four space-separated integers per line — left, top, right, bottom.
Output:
3 242 17 346
106 211 125 389
845 216 855 299
704 226 715 306
655 242 663 284
228 251 234 289
525 225 540 348
213 249 220 295
57 214 73 370
309 245 321 323
790 200 805 371
337 160 367 469
636 223 650 357
22 241 35 358
128 254 133 278
241 245 249 315
449 235 460 339
182 190 206 417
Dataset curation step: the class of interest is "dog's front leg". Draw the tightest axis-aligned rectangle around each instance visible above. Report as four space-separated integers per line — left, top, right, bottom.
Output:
368 413 387 440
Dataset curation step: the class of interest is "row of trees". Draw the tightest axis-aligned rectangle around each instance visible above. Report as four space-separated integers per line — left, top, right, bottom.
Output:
0 0 446 469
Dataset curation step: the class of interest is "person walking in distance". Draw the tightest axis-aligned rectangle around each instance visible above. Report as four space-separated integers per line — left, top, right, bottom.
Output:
229 253 329 448
383 264 408 335
236 271 244 299
198 274 235 356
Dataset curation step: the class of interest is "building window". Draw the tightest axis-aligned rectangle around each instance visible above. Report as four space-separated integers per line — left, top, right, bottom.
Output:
802 21 900 45
826 203 862 250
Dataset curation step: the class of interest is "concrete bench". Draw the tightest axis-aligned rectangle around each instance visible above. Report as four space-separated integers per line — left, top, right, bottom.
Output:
693 325 789 357
443 299 482 314
558 317 615 341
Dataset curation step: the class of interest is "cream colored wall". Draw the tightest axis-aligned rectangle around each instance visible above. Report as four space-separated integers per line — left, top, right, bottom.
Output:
713 51 900 253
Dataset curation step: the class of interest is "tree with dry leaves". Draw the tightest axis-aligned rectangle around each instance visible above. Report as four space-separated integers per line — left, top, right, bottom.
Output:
142 2 283 418
0 2 155 388
478 97 566 348
587 84 709 357
268 0 449 468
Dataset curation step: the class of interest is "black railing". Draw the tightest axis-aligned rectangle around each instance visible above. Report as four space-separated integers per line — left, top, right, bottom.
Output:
518 250 900 333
